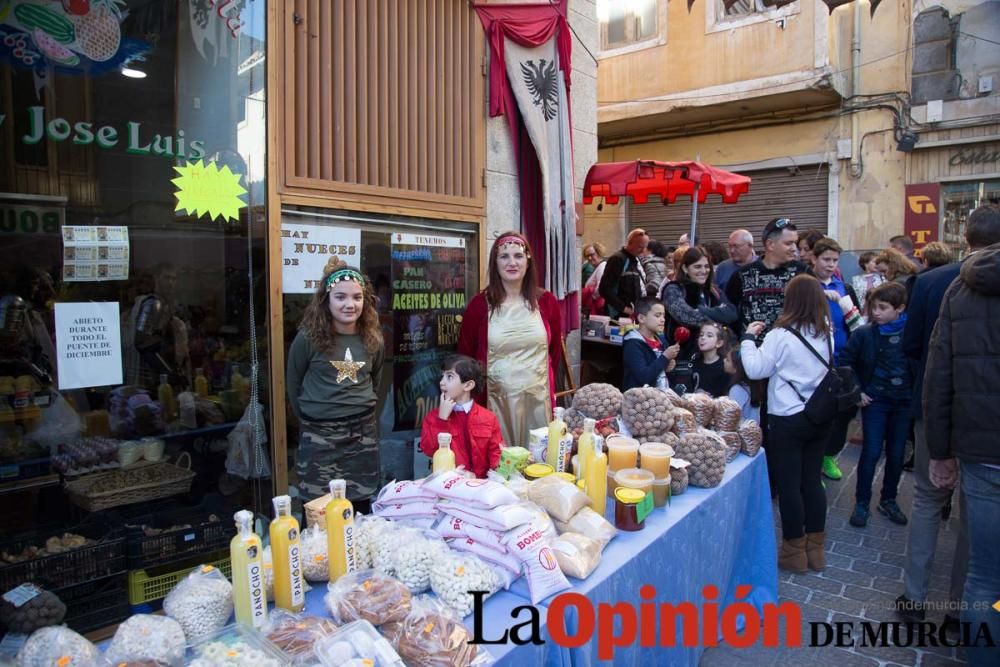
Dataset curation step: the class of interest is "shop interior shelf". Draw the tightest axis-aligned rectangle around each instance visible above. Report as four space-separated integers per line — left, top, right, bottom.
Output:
127 550 231 606
0 519 125 592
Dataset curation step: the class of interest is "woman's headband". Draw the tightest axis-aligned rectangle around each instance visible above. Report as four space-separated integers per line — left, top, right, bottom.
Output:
324 268 365 290
496 235 527 250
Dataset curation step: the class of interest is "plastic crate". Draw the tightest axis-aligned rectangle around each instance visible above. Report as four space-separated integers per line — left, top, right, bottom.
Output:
127 550 231 606
124 504 231 569
55 573 129 634
0 522 125 591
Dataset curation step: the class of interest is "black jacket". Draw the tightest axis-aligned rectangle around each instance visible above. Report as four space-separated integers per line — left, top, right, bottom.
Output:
901 262 962 419
923 244 1000 464
621 330 668 391
598 249 644 318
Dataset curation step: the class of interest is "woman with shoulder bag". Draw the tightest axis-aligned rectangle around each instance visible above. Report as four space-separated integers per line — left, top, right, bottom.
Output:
739 274 836 574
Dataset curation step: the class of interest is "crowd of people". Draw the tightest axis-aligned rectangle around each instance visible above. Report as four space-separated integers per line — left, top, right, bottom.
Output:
284 209 998 665
578 208 999 665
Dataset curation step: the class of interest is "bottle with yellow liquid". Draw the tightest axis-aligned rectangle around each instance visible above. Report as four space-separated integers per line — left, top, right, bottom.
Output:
194 368 209 398
576 418 597 481
231 367 249 406
230 510 267 629
157 374 176 422
325 479 356 582
546 407 572 473
269 495 304 612
432 433 456 473
586 448 609 517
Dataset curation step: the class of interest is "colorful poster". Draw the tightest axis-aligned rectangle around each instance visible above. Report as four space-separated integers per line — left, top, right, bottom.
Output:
280 223 361 294
54 301 122 390
61 225 129 282
904 183 941 257
391 232 468 431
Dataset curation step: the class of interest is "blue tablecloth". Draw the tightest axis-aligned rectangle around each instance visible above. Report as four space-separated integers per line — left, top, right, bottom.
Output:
497 451 777 666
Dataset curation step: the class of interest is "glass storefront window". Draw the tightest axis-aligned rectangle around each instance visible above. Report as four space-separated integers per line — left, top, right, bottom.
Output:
0 0 268 623
280 207 479 503
942 180 1000 258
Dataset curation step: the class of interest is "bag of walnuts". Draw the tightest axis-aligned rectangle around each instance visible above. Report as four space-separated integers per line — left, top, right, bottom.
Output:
738 420 763 457
621 387 675 437
711 397 742 432
572 383 623 420
639 431 679 448
682 392 716 427
718 431 742 463
674 432 726 488
671 408 697 436
670 460 690 496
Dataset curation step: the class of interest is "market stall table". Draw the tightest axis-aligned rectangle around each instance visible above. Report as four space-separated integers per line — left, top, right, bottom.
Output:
503 451 776 666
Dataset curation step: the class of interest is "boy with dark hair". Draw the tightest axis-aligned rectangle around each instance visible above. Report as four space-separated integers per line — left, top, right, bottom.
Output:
843 282 912 528
420 354 503 478
622 297 680 391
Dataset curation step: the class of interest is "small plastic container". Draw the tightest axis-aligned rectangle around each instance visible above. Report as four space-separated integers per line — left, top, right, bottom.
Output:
606 436 639 472
140 437 165 463
614 488 647 532
524 463 554 480
639 443 674 480
186 623 287 666
606 468 618 498
614 468 655 495
652 478 671 508
314 619 405 667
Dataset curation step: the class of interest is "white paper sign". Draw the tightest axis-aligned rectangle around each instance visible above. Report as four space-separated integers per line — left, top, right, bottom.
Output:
55 302 123 390
281 223 361 294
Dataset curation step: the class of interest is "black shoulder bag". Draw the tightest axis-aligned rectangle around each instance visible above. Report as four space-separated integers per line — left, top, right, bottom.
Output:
785 328 862 426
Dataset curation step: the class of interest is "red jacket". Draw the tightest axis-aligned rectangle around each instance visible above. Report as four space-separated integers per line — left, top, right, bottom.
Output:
420 403 504 478
457 290 563 407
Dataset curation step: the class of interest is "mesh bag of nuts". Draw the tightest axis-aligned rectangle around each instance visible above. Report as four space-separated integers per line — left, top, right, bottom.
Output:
662 386 686 408
621 387 675 437
670 465 689 496
639 431 679 448
572 383 623 420
711 397 742 432
674 432 726 488
738 420 764 457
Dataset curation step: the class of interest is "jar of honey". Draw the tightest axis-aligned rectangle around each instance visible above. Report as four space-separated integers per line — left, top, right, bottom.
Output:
613 467 655 495
652 478 671 508
639 443 674 480
606 436 639 472
614 488 647 531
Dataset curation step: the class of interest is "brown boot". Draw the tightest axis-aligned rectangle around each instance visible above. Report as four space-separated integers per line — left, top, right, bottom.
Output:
806 532 826 571
778 536 808 573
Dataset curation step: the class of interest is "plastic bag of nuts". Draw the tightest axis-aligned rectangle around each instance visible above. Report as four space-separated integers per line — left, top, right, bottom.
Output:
738 420 763 457
263 610 339 665
718 431 742 463
429 551 500 618
16 626 102 667
711 397 743 432
105 614 187 667
163 564 234 643
0 584 65 634
682 392 716 427
381 596 490 667
671 408 697 436
324 569 412 626
670 459 690 496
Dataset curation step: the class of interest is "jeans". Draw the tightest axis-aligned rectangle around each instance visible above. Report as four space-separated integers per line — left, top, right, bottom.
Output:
903 419 969 605
959 461 1000 667
767 410 828 539
824 405 858 457
855 395 910 506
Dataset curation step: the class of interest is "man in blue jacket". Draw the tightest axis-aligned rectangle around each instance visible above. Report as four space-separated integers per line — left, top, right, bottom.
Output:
896 205 1000 625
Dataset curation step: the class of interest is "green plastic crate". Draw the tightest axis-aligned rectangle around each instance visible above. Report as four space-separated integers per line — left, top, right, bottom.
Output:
127 550 231 605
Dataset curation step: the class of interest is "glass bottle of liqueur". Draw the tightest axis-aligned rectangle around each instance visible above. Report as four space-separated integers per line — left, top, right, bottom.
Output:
432 433 456 473
230 510 267 629
269 495 304 612
546 407 572 473
194 368 209 398
325 479 356 581
157 374 176 422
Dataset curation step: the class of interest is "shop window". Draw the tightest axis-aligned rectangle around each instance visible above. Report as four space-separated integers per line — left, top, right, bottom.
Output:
598 0 663 53
0 0 269 628
942 180 1000 259
708 0 799 32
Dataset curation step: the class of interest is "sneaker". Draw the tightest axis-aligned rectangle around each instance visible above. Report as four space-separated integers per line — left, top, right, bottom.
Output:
878 499 908 525
894 595 926 622
822 456 843 480
850 503 870 527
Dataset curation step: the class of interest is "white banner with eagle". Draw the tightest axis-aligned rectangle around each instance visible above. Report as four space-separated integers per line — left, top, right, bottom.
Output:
504 37 578 300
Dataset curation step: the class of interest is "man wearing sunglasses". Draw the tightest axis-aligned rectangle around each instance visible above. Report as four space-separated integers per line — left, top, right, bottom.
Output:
725 217 807 337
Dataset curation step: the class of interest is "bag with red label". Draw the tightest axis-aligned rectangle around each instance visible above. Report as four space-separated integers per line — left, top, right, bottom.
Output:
423 470 519 508
376 479 437 505
433 513 507 554
504 523 570 604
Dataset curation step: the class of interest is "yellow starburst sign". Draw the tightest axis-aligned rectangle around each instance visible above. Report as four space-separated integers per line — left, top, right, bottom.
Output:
172 160 247 223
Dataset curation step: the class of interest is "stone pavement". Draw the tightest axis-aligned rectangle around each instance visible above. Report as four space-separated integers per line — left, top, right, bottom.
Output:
702 437 967 667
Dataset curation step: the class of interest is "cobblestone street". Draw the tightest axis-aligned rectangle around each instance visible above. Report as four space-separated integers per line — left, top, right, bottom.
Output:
702 432 967 667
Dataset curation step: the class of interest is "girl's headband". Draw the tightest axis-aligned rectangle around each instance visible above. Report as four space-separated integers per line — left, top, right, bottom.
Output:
496 235 527 250
325 269 365 290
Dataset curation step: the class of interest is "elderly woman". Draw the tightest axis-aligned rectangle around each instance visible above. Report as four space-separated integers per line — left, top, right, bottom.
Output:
582 242 606 285
459 232 562 446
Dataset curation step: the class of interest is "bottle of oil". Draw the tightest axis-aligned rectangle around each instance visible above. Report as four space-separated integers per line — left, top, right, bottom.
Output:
157 374 176 422
230 510 267 628
268 495 304 612
325 479 356 582
432 433 457 473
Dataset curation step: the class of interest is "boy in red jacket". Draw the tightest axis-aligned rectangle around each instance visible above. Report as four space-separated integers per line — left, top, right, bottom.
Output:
420 355 503 478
